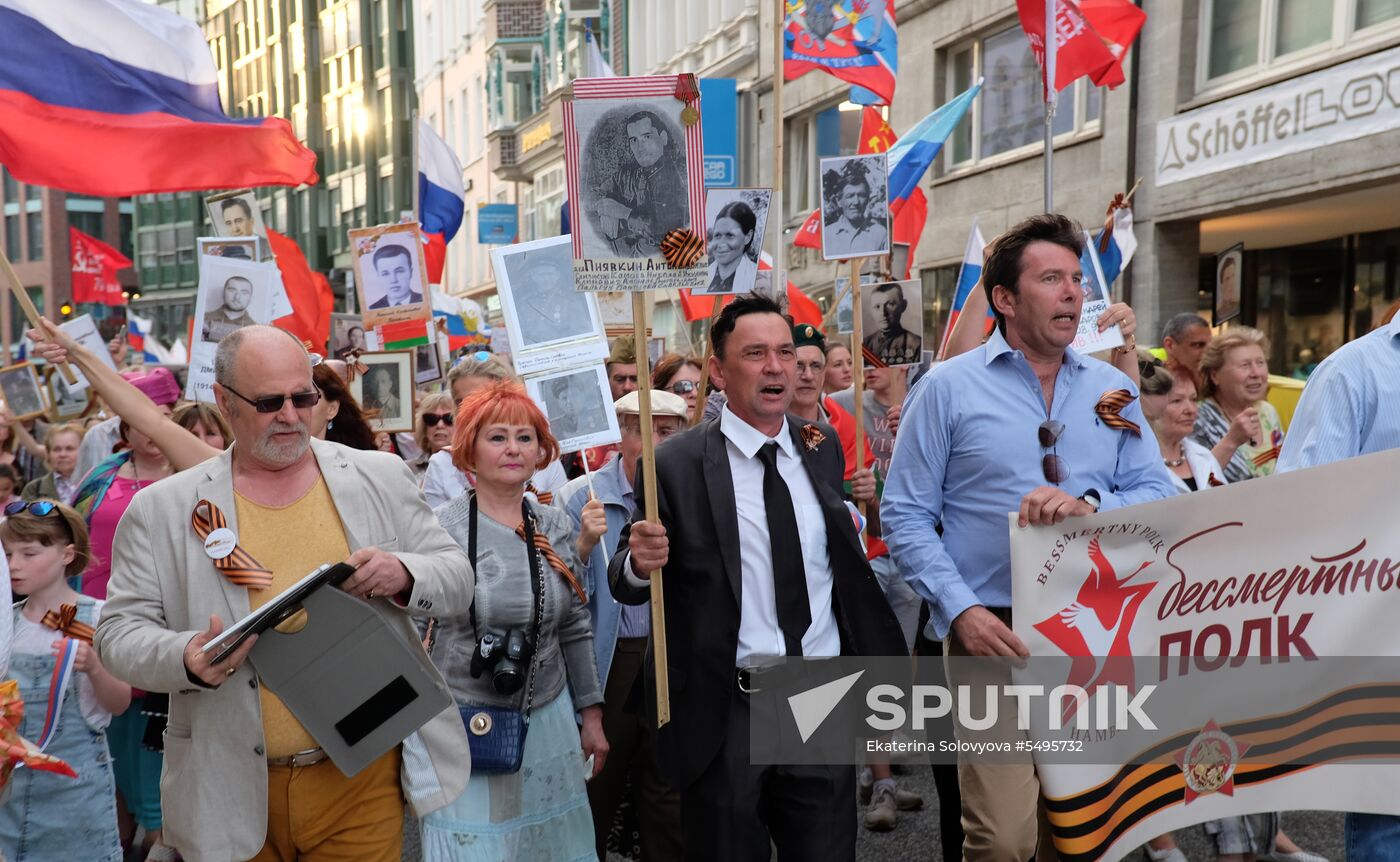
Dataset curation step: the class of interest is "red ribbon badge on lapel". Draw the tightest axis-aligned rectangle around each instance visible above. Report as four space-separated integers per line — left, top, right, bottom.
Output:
1095 389 1142 437
191 500 274 590
40 604 95 644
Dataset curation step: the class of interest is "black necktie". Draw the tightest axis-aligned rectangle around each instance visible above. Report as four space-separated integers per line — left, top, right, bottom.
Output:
757 442 811 656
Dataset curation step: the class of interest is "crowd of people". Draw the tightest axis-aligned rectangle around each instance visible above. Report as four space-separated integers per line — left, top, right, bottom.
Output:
0 211 1395 861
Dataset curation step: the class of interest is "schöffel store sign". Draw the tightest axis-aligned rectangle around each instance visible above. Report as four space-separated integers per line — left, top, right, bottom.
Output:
1156 45 1400 185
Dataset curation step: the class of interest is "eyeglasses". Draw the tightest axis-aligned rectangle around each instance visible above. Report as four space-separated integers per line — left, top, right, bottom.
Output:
670 380 697 394
223 385 321 414
4 500 58 518
1039 420 1070 485
309 353 325 367
422 412 454 427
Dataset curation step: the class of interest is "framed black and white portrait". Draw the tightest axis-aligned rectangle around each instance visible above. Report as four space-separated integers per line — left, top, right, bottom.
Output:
819 153 890 262
205 189 269 245
350 350 415 434
525 364 621 454
860 280 923 367
0 362 47 421
492 235 608 376
563 75 710 292
698 188 772 296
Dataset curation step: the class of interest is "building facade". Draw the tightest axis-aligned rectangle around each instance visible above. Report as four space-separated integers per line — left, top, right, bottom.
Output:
131 0 418 343
0 169 134 355
413 0 503 303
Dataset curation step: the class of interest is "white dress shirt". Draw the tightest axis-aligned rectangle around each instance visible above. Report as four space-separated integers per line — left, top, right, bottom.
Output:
721 407 841 664
420 448 569 509
622 408 842 663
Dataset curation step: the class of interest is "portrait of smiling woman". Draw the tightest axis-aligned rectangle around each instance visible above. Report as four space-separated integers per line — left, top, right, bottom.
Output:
702 189 771 296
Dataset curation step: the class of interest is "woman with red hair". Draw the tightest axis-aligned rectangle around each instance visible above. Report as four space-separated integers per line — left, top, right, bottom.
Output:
419 381 610 860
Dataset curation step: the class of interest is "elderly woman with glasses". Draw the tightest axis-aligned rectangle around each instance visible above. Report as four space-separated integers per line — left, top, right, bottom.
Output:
650 352 703 420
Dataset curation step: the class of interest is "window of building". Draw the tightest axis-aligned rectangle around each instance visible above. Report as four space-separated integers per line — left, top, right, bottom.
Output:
69 210 103 241
3 216 17 261
1201 0 1400 87
534 164 565 240
1 169 16 203
25 210 42 259
947 24 1101 168
1357 0 1400 28
919 264 960 351
9 289 41 344
785 103 863 218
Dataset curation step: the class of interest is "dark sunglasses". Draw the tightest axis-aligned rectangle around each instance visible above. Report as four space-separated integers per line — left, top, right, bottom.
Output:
422 412 454 427
1038 420 1070 485
670 380 697 395
4 500 58 517
224 385 321 414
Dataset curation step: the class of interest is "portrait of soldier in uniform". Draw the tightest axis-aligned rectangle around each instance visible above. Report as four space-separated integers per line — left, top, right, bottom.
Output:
861 280 923 366
583 107 689 259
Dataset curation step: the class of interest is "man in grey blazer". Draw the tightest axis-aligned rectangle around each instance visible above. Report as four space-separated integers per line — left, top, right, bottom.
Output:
95 326 473 862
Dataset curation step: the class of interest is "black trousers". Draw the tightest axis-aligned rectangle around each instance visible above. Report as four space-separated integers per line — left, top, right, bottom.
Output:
681 688 856 862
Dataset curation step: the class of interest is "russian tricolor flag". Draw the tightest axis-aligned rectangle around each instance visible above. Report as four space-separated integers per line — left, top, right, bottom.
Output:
1093 205 1137 289
417 119 465 243
0 0 317 196
938 221 990 359
886 81 982 213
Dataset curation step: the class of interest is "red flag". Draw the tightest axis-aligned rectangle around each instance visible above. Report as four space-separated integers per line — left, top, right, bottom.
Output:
68 227 130 306
890 188 926 279
858 107 897 154
1079 0 1147 88
423 231 448 286
266 229 333 352
1016 0 1120 94
678 254 823 328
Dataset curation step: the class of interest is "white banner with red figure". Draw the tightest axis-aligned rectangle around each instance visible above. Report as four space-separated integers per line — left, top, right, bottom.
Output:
1012 447 1400 862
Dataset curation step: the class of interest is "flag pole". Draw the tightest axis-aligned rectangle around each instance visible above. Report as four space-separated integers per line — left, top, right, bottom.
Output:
849 257 867 539
1 251 78 384
1043 0 1057 212
772 0 785 303
633 292 670 727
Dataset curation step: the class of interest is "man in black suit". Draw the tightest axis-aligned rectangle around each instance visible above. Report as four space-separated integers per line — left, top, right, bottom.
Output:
608 294 906 861
367 244 423 309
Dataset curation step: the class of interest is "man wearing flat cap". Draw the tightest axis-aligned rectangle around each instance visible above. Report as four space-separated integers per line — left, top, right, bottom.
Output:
557 389 688 862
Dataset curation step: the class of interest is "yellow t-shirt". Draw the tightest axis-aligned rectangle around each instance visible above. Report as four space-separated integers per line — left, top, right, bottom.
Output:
235 476 352 758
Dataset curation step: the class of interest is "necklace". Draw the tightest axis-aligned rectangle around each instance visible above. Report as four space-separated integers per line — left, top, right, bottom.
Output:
1164 442 1187 468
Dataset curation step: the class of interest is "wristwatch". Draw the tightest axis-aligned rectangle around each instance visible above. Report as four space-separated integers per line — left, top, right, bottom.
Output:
1079 489 1102 512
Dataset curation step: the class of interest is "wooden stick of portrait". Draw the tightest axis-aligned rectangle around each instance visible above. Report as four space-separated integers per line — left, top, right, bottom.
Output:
632 292 670 727
849 258 868 535
0 250 78 384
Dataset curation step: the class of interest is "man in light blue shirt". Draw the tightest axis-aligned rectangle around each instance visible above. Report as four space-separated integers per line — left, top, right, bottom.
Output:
1276 311 1400 859
882 213 1175 861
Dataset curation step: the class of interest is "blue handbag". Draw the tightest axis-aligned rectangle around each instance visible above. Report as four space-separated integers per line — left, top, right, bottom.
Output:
455 496 544 775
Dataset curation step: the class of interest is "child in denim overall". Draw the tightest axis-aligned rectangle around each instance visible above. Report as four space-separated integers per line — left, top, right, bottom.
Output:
0 500 130 860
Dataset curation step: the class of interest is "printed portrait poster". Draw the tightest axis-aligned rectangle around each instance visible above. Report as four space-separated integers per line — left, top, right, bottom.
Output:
1072 230 1125 355
54 314 119 394
330 313 371 360
860 280 923 367
819 153 890 262
563 75 709 292
525 363 622 454
0 363 46 420
698 188 772 296
491 235 608 377
1216 243 1243 325
205 189 270 253
185 256 278 402
350 222 433 328
351 351 415 433
199 237 292 319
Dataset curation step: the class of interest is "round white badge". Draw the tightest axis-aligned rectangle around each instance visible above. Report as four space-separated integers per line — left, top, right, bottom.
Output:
204 527 238 560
